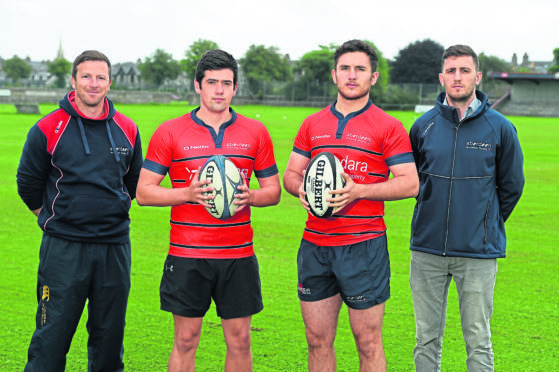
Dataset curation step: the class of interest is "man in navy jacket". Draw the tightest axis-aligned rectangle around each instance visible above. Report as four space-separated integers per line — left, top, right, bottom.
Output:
409 45 524 371
17 50 143 371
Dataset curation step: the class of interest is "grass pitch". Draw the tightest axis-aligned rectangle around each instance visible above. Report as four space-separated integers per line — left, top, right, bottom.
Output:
1 103 557 371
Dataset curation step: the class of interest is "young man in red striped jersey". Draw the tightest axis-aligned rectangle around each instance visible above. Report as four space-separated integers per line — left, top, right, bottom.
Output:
283 39 419 371
136 49 280 372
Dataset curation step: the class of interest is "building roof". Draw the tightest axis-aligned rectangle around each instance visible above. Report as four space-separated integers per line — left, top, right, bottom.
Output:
489 72 559 84
113 62 141 76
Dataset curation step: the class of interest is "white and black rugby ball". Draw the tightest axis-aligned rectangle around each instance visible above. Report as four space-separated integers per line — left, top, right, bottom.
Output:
304 152 346 218
199 155 243 220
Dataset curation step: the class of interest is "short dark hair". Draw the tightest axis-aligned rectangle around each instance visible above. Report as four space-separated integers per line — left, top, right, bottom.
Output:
195 50 238 87
72 50 112 80
334 39 378 72
442 45 479 71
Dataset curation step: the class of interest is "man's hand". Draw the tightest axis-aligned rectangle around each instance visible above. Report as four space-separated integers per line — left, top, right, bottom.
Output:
328 173 360 214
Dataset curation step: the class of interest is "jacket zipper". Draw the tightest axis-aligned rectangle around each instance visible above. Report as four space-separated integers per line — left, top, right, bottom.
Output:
484 203 490 244
444 119 463 255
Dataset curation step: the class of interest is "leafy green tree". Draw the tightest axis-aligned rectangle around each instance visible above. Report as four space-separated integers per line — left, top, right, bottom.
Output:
548 48 559 73
240 44 292 97
3 55 32 85
362 40 389 102
390 39 445 83
181 39 219 80
479 53 512 75
139 49 181 89
478 53 512 92
292 44 336 99
295 44 336 85
47 58 71 88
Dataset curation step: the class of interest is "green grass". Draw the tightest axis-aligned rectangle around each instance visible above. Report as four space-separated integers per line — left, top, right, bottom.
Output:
1 103 558 371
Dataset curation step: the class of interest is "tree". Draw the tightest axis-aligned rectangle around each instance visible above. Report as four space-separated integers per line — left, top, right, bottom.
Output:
478 53 512 76
47 58 71 88
293 44 337 99
362 40 389 102
295 44 336 85
3 55 32 85
181 39 219 80
478 53 511 89
548 48 559 73
240 44 292 97
390 39 445 83
139 49 181 89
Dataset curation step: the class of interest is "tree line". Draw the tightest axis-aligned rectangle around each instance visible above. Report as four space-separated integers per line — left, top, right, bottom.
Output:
3 39 558 101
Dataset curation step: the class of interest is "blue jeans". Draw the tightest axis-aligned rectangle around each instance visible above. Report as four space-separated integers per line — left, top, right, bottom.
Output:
409 251 497 372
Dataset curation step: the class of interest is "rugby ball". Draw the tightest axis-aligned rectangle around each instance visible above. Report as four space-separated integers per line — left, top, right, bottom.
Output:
304 152 346 218
199 155 243 220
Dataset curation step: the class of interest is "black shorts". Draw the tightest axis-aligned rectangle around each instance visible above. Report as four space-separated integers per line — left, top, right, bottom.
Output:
297 235 390 309
160 255 263 319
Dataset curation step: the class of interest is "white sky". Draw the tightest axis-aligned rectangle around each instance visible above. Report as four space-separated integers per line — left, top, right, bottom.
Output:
1 0 557 65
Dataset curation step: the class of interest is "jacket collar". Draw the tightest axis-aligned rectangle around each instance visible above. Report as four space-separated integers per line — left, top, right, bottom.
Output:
435 90 489 124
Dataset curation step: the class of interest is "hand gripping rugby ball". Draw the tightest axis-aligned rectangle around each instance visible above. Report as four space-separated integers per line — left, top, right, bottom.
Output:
304 152 346 218
199 155 243 220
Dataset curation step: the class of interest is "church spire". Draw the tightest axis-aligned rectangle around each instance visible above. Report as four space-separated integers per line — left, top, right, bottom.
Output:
56 40 64 60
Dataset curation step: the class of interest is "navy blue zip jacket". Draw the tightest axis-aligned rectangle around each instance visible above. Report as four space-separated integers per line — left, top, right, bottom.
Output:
17 91 143 243
409 91 524 258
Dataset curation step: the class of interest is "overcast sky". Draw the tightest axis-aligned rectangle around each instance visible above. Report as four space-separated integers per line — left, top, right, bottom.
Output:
1 0 557 66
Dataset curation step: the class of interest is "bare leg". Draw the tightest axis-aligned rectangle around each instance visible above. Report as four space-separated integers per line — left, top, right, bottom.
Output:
348 302 387 372
168 315 203 372
300 294 343 372
221 316 253 372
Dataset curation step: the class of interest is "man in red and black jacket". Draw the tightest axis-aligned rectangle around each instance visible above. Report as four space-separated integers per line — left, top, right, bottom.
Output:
17 50 143 372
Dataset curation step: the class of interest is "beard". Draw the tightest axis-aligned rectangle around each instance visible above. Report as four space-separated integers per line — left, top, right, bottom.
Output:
338 87 370 101
447 86 476 104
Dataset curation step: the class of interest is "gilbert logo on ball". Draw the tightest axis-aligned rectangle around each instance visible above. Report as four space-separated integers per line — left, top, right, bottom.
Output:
199 155 243 220
304 152 346 218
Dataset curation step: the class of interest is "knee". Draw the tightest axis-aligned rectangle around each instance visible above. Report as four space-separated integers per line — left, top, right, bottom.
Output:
305 327 334 351
464 331 492 351
225 329 251 353
174 329 201 354
354 331 382 357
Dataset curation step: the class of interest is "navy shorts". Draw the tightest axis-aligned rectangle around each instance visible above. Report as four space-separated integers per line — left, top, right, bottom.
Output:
297 235 390 309
160 255 263 319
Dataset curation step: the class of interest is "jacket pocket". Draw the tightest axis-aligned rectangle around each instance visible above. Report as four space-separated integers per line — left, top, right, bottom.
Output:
484 203 490 244
55 195 130 235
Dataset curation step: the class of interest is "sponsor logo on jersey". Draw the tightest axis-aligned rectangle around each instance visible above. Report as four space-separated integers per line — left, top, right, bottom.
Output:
311 135 331 141
340 155 368 173
225 143 251 150
345 132 371 144
184 145 210 150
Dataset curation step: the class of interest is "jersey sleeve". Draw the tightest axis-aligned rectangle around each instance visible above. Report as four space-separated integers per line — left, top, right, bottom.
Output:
254 123 279 179
143 122 174 176
292 117 312 158
383 120 414 167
